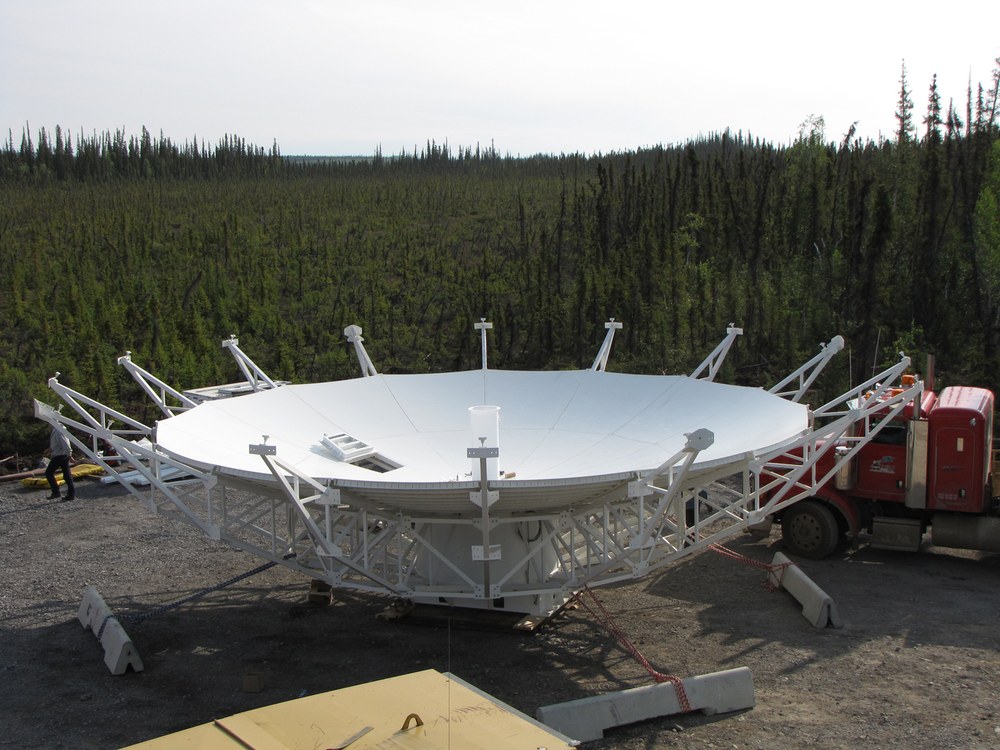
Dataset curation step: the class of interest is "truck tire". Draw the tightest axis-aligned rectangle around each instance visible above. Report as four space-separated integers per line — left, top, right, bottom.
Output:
782 499 840 559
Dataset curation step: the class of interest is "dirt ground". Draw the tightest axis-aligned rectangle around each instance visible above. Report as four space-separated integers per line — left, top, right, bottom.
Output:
2 474 1000 749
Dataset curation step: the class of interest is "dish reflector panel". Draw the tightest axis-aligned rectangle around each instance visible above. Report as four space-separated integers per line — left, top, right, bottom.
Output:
155 369 809 509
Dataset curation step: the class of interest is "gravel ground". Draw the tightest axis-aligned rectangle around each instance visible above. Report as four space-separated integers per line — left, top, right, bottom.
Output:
2 474 1000 749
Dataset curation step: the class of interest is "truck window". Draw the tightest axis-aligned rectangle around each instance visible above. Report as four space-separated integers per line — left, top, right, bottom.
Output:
873 422 907 445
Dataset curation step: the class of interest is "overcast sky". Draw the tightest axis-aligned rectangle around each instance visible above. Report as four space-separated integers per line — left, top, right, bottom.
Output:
2 1 998 156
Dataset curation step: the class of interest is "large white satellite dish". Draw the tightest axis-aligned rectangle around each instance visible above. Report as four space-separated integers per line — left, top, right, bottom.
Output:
38 321 916 619
155 370 810 514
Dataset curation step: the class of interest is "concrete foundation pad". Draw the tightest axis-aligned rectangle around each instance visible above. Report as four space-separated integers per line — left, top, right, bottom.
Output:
536 666 754 742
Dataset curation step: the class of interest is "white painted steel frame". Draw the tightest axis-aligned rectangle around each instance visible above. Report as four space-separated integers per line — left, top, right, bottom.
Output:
117 352 197 418
591 319 623 372
689 325 742 381
755 357 923 511
221 335 280 392
35 328 918 616
343 325 378 378
768 335 846 403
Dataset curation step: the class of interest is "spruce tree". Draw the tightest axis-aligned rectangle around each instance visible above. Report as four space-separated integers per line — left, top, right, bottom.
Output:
895 60 915 143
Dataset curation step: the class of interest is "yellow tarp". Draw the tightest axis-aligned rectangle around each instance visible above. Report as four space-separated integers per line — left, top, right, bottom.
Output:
123 669 576 749
21 463 104 487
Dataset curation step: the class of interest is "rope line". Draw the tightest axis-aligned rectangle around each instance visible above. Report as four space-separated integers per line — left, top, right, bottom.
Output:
96 560 279 638
709 543 791 591
571 586 692 713
562 545 790 717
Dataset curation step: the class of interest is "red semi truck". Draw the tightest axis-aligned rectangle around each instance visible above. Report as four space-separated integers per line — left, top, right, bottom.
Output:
776 376 1000 558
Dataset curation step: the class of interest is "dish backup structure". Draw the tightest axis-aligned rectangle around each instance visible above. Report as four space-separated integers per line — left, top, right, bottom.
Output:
36 321 921 620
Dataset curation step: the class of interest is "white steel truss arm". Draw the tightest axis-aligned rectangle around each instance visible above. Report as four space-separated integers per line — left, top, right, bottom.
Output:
46 375 151 443
591 318 623 372
343 325 378 377
251 444 401 592
34 394 220 538
754 353 920 516
811 352 920 421
98 434 220 536
768 335 845 403
689 325 743 381
222 336 279 391
117 351 197 418
628 428 714 552
34 399 130 481
474 319 493 370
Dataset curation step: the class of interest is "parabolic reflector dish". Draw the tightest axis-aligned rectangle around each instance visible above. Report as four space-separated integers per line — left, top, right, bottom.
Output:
45 325 906 616
155 369 810 513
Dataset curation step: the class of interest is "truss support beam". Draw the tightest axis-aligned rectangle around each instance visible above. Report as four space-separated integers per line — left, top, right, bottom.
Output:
344 325 378 377
41 375 151 463
690 325 743 381
627 428 714 555
117 352 197 418
754 354 920 517
474 319 493 371
591 318 623 372
34 389 219 538
222 336 279 392
768 336 845 403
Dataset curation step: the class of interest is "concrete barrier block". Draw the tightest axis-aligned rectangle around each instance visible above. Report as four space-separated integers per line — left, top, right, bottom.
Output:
77 586 144 675
77 585 111 631
77 585 98 629
100 617 144 675
769 552 842 628
536 666 754 742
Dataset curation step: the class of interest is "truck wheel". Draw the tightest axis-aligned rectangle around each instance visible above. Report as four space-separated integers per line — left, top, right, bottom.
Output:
782 500 840 559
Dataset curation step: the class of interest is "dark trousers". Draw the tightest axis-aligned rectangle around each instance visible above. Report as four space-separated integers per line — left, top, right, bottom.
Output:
45 455 74 498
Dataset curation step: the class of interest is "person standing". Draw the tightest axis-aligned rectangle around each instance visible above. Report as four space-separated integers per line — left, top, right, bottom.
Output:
45 427 75 501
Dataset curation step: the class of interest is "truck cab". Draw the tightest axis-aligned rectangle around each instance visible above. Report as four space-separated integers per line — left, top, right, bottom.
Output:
780 385 998 558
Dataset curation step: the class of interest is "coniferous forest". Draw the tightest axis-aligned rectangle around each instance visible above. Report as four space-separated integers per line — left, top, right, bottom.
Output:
2 64 999 456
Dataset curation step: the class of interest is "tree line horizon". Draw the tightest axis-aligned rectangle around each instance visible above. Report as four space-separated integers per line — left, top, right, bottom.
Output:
0 60 998 456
